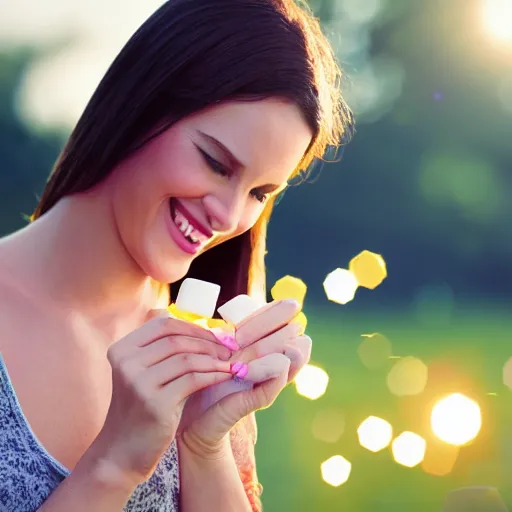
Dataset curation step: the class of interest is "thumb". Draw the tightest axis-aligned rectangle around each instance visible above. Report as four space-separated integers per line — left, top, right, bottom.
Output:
146 308 171 322
192 363 290 444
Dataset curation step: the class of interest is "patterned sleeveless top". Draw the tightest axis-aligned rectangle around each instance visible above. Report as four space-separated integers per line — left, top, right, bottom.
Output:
0 354 180 512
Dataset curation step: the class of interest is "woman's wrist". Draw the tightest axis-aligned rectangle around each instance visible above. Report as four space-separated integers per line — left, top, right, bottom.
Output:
178 429 232 461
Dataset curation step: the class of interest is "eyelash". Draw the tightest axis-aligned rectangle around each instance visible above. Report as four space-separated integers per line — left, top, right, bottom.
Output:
198 147 269 204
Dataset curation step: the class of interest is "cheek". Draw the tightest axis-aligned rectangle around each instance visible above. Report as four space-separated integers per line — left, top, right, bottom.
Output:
236 202 266 234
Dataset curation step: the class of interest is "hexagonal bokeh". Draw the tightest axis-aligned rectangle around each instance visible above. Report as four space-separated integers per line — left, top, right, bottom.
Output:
502 357 512 390
271 275 307 307
430 393 481 446
323 268 359 305
349 250 387 289
392 432 426 468
386 356 428 396
421 438 460 477
442 486 509 512
357 416 393 453
312 408 345 443
294 311 308 332
294 364 329 400
358 333 393 369
321 455 352 487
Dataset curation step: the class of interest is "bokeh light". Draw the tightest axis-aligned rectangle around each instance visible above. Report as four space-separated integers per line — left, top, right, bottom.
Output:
349 250 387 289
295 364 329 400
358 333 393 369
502 357 512 390
430 393 482 446
442 486 509 512
312 408 345 443
357 416 393 453
323 268 359 305
421 438 460 477
271 275 307 307
321 455 352 487
386 356 428 396
481 0 512 43
392 432 427 468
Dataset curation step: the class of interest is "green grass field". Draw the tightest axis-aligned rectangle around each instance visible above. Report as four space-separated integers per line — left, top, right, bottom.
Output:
255 303 512 511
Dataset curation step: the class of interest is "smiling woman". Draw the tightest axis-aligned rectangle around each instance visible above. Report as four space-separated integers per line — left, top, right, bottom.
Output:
0 1 352 511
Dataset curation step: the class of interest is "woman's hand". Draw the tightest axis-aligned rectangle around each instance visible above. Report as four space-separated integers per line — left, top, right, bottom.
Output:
89 311 233 488
179 300 312 456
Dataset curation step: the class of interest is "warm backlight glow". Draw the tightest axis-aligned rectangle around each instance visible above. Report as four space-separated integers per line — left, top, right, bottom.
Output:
392 432 427 468
321 455 352 487
357 416 393 452
295 364 329 400
482 0 512 42
430 393 482 445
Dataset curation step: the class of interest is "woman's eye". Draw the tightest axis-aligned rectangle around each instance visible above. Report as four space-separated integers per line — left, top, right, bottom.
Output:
198 148 229 177
251 190 268 203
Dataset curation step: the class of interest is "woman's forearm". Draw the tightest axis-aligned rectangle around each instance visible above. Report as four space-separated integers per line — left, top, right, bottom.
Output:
37 447 137 511
178 436 253 512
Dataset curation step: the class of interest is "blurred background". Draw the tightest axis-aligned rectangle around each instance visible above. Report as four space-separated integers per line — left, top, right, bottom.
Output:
1 0 512 510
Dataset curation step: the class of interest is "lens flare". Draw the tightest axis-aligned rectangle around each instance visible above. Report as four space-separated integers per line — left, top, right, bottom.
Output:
430 393 482 445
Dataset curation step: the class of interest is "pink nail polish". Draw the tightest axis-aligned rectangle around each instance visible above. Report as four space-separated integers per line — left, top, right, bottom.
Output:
235 363 249 379
230 361 244 374
213 331 240 351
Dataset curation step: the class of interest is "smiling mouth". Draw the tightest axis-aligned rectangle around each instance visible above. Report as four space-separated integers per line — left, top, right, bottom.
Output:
169 199 212 247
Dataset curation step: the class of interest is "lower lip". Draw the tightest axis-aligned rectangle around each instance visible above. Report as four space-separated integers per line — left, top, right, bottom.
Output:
165 201 201 255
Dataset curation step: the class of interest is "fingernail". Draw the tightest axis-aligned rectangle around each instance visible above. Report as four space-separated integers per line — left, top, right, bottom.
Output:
285 299 300 309
230 361 244 374
213 332 240 351
236 363 249 379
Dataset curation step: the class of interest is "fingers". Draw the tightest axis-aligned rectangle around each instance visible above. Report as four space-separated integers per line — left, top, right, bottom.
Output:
108 312 222 363
146 353 231 387
284 335 312 381
138 335 231 367
240 322 302 362
161 370 233 405
235 299 300 348
245 353 291 383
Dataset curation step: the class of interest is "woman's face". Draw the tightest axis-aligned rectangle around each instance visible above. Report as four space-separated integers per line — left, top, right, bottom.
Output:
108 98 313 283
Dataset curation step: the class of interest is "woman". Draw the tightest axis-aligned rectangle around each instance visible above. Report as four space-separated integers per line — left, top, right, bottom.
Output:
0 0 352 510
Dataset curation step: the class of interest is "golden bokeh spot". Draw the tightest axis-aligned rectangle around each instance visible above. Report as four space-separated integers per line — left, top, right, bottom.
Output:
387 356 428 396
271 275 307 307
349 250 387 289
358 333 393 369
293 311 308 333
357 416 393 453
502 357 512 390
323 268 359 305
421 437 460 477
320 455 352 487
392 432 427 468
312 408 345 443
430 393 482 446
295 364 329 400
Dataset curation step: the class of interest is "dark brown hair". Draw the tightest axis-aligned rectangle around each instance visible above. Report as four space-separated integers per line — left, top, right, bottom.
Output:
32 0 353 307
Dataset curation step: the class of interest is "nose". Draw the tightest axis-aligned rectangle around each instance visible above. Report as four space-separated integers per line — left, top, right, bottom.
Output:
202 193 243 234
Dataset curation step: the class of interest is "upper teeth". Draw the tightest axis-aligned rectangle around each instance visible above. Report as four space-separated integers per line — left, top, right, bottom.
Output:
174 208 200 243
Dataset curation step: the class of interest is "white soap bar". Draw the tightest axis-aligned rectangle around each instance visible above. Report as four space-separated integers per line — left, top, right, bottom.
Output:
217 294 262 325
175 278 220 318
